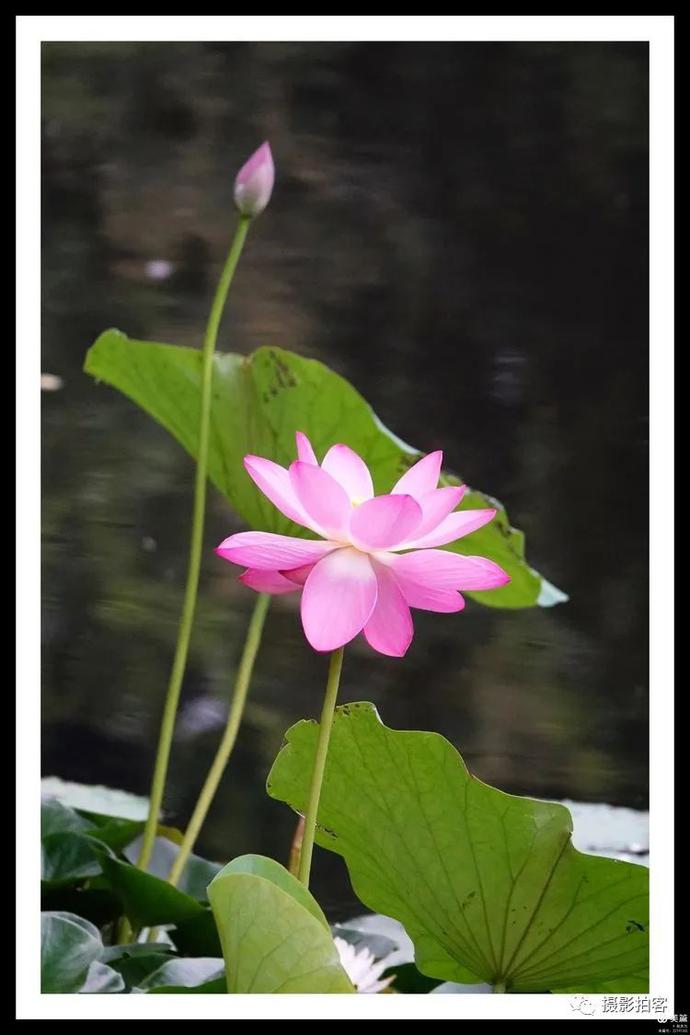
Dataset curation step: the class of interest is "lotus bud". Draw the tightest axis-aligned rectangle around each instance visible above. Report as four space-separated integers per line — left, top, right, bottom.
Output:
233 141 275 218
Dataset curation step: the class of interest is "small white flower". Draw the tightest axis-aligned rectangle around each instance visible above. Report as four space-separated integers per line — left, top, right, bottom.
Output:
333 936 394 994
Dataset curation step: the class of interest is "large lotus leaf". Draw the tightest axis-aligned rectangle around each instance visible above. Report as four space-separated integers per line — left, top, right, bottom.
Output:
207 854 354 993
267 703 648 993
84 330 565 609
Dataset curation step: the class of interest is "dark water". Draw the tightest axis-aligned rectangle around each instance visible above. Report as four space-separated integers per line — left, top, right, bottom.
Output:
41 42 649 917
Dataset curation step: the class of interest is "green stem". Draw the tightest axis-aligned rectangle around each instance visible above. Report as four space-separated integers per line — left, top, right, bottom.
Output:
297 647 344 887
167 592 271 887
493 981 506 993
115 916 133 946
136 215 252 874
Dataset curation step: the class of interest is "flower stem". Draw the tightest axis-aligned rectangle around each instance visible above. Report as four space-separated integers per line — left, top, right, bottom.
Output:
115 916 133 945
167 591 271 887
136 215 252 874
297 647 344 888
493 981 506 993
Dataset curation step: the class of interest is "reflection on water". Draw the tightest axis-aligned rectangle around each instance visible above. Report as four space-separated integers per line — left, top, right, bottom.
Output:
41 42 648 916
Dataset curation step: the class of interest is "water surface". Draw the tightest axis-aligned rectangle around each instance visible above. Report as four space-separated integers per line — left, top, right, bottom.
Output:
42 42 649 915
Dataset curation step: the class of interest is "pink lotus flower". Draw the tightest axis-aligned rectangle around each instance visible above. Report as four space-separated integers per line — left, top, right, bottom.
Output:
216 433 510 657
233 142 275 218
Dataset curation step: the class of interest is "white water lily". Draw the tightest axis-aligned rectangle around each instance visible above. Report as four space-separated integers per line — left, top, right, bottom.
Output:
333 936 394 994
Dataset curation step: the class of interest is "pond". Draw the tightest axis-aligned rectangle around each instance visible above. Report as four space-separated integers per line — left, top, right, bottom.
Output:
41 41 648 918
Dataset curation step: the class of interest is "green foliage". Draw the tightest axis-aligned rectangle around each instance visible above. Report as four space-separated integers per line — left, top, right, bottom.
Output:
41 798 118 887
41 798 93 837
99 856 205 928
84 330 563 608
267 702 648 993
41 777 149 819
122 835 222 902
41 753 647 996
134 958 225 993
207 855 354 993
41 912 123 994
42 832 107 886
101 943 175 991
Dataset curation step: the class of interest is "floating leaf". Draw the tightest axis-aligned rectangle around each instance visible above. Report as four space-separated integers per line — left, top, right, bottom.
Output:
207 854 354 993
101 943 175 990
41 777 149 819
84 331 561 608
80 960 126 994
100 855 205 928
267 703 648 993
146 977 227 994
78 815 145 852
134 958 225 994
41 798 92 837
40 797 141 887
41 832 105 885
123 835 222 902
41 912 103 993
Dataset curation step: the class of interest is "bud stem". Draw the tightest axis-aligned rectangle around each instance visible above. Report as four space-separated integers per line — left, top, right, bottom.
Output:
136 215 253 878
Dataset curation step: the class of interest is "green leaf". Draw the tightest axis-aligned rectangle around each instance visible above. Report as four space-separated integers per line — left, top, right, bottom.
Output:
146 977 227 994
134 958 225 994
41 912 103 993
101 944 175 990
123 835 222 902
553 972 650 994
84 331 560 609
214 854 331 928
41 832 105 885
41 798 92 837
267 703 649 993
41 797 142 886
78 815 145 852
41 777 149 819
80 960 126 994
100 855 205 927
207 854 354 993
385 963 444 994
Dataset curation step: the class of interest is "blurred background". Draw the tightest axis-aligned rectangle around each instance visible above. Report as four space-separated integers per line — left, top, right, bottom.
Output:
41 42 649 916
